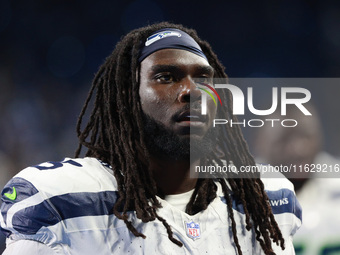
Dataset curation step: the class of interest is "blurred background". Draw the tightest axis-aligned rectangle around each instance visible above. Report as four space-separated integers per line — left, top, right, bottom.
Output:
0 0 340 254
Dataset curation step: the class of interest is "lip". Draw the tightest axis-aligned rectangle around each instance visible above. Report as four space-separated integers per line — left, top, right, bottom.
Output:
175 110 207 127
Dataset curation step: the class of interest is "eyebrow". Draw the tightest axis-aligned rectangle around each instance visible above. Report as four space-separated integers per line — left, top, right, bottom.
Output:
151 65 182 74
196 65 215 75
150 64 215 76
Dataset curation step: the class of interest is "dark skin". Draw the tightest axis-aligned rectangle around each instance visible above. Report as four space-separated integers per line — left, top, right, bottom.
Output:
139 49 217 195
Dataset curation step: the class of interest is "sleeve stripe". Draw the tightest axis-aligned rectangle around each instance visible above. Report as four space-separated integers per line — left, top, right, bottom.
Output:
10 191 119 235
219 188 302 221
266 189 302 221
1 177 39 225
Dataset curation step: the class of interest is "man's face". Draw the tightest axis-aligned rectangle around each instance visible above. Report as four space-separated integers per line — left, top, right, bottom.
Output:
139 49 217 159
254 113 321 178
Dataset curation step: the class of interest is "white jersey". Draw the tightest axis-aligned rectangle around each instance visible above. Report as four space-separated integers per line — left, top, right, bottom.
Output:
293 153 340 255
0 157 301 254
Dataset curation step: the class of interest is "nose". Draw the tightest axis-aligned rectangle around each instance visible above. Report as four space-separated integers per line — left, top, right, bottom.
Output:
178 77 201 103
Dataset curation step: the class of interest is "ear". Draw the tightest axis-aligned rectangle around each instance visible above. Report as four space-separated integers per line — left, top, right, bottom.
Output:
135 66 140 83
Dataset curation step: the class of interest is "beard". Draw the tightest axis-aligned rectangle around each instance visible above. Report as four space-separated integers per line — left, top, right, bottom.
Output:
142 113 217 161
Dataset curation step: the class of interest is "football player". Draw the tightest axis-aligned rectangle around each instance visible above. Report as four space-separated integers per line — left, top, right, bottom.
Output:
0 22 301 255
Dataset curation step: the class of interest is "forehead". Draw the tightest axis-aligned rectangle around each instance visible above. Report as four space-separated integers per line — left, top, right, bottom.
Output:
140 49 211 70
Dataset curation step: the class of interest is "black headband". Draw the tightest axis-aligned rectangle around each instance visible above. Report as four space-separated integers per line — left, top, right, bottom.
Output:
138 28 208 63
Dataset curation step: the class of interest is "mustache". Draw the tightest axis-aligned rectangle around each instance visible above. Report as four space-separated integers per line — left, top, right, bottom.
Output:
172 102 204 122
176 102 202 113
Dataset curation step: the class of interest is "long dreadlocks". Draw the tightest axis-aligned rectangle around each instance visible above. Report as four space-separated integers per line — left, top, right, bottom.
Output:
75 22 285 255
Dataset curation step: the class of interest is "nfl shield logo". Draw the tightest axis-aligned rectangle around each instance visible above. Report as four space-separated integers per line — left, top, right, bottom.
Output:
185 220 201 240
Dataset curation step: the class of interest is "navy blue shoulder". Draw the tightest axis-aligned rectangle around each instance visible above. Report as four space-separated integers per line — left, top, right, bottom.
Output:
261 175 302 221
0 157 119 237
266 188 302 222
219 177 302 222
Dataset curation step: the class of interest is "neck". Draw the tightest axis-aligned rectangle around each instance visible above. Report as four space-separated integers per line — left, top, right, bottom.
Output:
149 155 199 195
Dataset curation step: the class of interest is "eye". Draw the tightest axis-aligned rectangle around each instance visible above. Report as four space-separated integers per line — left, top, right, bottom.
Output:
199 75 213 84
154 73 175 83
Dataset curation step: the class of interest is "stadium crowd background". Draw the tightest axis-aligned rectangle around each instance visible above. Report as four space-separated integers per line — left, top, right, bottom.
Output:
0 0 340 253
